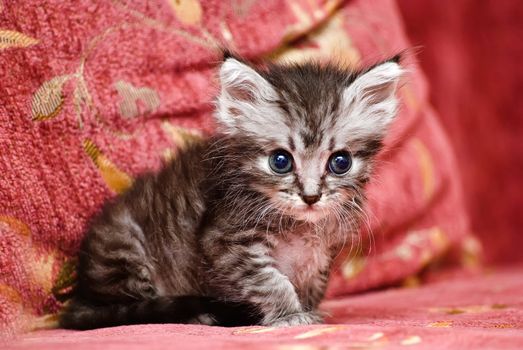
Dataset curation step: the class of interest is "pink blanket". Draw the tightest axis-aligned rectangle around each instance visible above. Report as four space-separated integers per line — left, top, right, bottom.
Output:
1 0 473 339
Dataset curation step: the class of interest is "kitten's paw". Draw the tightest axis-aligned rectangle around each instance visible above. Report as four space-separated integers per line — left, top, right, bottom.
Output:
268 312 323 327
187 313 217 326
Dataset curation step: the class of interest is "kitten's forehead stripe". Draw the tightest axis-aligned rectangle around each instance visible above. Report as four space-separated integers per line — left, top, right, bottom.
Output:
260 63 353 152
300 131 315 148
328 137 335 151
288 136 296 152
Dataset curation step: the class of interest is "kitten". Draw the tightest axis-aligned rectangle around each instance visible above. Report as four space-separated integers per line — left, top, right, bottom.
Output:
60 54 403 329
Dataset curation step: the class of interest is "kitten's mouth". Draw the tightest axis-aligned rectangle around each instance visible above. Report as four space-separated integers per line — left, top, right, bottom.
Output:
294 205 326 223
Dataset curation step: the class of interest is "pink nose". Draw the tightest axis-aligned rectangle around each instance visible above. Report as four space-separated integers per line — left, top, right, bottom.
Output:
302 194 321 205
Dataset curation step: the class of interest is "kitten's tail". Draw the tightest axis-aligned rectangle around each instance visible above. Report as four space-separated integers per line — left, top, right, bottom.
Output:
59 296 259 330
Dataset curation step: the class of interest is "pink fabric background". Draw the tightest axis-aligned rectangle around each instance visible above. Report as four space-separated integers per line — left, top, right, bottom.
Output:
4 0 521 348
398 0 523 265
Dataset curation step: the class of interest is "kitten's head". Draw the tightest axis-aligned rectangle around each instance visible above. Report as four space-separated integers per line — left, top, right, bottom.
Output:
216 56 403 224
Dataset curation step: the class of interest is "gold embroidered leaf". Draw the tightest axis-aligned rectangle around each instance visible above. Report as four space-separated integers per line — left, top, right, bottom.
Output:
0 215 31 236
402 276 421 288
161 121 202 151
341 255 366 280
430 304 509 315
0 29 38 50
0 284 23 304
29 250 56 293
492 323 515 329
411 138 435 200
460 235 482 268
83 139 133 194
268 13 360 65
31 75 70 121
169 0 203 25
31 314 59 331
114 80 161 119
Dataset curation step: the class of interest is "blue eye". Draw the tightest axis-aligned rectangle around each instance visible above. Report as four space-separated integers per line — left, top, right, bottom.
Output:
269 150 293 174
328 151 352 175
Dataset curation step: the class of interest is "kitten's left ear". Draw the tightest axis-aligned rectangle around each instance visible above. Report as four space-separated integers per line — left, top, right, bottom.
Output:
216 57 283 136
340 59 404 141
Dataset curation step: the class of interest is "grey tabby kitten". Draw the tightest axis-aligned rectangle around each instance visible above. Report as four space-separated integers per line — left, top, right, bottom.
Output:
60 54 403 330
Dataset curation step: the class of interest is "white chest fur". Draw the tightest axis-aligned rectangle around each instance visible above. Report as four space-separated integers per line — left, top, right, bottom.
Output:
272 233 331 291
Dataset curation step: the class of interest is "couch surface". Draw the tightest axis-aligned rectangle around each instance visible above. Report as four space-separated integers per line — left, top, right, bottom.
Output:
6 266 523 349
3 0 520 348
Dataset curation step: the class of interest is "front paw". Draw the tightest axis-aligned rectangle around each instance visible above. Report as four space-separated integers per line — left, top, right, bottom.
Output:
187 313 217 326
268 312 323 327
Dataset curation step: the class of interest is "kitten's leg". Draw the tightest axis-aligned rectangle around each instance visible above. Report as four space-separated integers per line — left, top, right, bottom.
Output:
300 266 330 324
205 231 321 327
269 264 330 326
79 209 157 301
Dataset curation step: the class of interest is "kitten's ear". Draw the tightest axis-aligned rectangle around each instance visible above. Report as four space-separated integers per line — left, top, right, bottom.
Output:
340 59 403 141
216 58 281 134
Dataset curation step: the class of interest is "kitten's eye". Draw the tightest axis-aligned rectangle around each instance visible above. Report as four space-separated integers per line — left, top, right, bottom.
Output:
328 151 352 175
269 150 293 174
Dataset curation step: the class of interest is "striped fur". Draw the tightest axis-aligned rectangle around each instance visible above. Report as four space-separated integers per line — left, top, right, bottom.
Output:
60 56 402 329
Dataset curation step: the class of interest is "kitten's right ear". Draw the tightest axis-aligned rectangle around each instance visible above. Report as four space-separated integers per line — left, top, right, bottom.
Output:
216 58 280 134
337 59 404 143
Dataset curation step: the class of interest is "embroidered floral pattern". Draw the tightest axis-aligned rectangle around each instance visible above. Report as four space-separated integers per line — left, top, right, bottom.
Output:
0 29 38 50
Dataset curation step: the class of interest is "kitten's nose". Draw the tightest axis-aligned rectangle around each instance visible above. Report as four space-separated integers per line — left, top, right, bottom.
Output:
302 194 321 206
